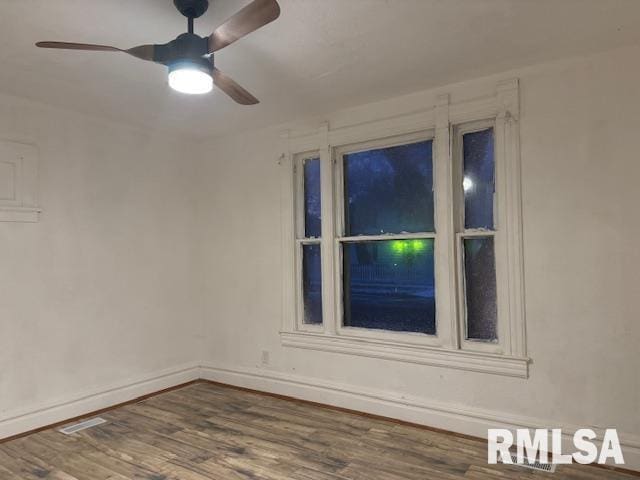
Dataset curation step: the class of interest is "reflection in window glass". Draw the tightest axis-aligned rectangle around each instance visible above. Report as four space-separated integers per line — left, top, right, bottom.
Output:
463 129 494 230
344 141 434 236
343 239 435 334
302 244 322 324
464 237 497 341
304 157 321 238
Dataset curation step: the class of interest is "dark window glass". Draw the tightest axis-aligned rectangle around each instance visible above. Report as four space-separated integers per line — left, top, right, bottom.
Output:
463 129 494 230
343 239 435 334
344 141 434 236
304 157 321 238
302 244 322 324
464 237 497 341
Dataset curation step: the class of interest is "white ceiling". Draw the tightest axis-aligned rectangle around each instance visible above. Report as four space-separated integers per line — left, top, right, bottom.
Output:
1 0 640 139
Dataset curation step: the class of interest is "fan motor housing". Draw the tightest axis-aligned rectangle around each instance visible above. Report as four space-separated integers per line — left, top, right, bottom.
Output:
174 0 209 19
153 33 211 67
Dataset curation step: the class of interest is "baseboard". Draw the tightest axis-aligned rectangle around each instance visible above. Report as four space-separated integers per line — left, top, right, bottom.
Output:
200 362 640 473
0 362 201 441
1 361 637 473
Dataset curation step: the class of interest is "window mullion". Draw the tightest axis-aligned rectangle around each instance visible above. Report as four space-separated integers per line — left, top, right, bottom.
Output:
319 124 337 335
294 159 305 240
434 94 458 349
281 146 297 334
493 113 511 354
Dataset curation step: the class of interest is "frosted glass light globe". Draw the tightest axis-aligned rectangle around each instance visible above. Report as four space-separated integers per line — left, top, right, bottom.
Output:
168 66 213 94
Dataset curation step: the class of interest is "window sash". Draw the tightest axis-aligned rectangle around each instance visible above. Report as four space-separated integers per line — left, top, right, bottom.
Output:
453 121 498 235
456 232 500 351
333 132 437 239
453 120 508 355
331 131 451 347
295 238 323 332
334 234 442 347
295 152 321 241
294 152 324 332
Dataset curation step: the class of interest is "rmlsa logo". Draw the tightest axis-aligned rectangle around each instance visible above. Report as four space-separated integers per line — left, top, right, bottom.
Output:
488 429 625 465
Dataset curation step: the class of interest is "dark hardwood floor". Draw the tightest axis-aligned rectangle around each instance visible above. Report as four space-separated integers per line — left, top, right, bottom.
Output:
0 381 636 479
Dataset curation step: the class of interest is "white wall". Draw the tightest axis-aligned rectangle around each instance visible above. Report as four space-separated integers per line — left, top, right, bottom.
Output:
0 41 637 470
0 94 203 433
197 45 640 466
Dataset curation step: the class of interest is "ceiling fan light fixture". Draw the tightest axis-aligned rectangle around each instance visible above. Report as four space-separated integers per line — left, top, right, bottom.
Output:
36 0 281 104
168 61 213 95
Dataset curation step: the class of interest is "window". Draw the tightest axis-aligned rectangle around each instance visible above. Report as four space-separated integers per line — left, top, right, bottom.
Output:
303 157 321 238
342 239 436 334
339 139 436 335
282 80 527 377
296 155 323 326
456 126 498 342
302 243 322 324
343 141 434 235
462 237 497 340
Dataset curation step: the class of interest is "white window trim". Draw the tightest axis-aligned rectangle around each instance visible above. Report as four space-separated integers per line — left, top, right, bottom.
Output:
279 79 528 378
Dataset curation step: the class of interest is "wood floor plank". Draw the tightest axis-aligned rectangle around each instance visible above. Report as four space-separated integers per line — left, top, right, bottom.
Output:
0 382 636 480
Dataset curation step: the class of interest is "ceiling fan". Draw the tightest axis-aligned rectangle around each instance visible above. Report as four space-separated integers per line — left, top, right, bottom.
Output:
35 0 281 104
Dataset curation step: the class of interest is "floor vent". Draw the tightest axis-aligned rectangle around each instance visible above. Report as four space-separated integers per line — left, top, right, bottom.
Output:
504 454 557 473
58 417 107 435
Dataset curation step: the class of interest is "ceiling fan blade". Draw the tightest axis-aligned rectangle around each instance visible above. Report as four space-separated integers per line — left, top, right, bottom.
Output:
123 45 155 61
213 68 259 105
36 41 121 52
36 41 155 61
208 0 280 53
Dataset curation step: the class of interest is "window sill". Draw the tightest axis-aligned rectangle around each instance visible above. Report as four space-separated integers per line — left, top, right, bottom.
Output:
280 331 529 378
0 206 41 222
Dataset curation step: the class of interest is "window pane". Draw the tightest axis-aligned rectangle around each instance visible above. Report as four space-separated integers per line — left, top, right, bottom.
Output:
343 239 435 334
463 128 494 230
302 244 322 324
344 141 434 235
464 237 497 341
304 157 321 238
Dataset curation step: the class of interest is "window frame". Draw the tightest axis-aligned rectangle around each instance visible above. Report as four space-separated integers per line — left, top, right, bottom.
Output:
280 80 528 378
294 151 324 333
453 120 508 355
333 131 445 348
